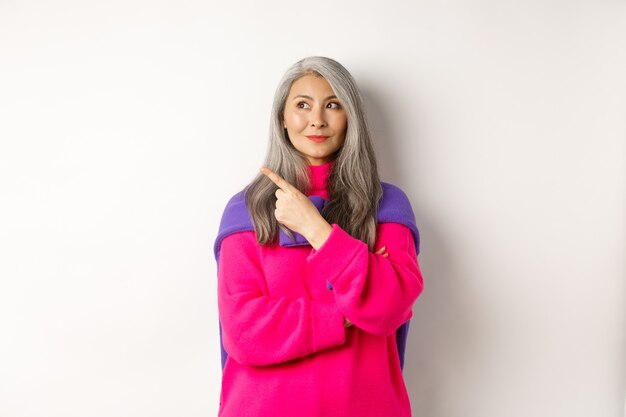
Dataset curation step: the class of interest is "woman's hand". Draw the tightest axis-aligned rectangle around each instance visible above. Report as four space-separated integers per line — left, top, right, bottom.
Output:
260 166 331 246
375 246 389 257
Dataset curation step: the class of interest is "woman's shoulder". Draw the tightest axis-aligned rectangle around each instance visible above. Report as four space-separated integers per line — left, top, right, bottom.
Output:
214 189 254 260
380 181 407 192
379 181 414 214
378 181 420 254
217 189 249 228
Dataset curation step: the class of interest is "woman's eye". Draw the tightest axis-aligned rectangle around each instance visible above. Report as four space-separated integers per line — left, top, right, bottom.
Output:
296 101 340 109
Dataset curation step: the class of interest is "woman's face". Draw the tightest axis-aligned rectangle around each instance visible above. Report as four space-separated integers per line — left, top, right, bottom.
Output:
283 74 347 166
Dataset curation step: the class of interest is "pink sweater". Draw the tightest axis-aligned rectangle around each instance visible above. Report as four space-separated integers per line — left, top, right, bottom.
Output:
217 160 424 417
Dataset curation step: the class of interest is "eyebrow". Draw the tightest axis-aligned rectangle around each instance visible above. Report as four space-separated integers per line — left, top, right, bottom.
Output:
292 94 338 101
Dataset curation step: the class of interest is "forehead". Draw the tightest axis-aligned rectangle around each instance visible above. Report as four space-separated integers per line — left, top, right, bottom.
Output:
287 74 335 97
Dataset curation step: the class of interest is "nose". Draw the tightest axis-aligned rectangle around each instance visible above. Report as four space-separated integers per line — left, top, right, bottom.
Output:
310 106 327 128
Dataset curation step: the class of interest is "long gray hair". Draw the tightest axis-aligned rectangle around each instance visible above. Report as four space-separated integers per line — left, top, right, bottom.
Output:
243 56 383 251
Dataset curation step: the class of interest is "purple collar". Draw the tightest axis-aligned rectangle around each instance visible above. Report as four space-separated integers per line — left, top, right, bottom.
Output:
214 182 420 258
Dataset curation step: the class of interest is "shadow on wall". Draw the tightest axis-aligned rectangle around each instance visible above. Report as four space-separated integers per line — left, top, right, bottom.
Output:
360 80 479 416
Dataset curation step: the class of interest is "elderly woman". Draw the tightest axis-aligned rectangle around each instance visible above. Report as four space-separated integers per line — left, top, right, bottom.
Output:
213 56 424 417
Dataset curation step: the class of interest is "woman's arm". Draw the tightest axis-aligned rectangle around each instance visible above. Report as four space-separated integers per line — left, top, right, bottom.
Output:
217 231 347 367
306 222 424 337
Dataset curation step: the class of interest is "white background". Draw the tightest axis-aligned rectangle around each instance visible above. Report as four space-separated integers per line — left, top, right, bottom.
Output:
1 1 624 416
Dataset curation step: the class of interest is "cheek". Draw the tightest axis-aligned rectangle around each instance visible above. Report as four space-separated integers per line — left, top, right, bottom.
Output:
336 115 348 136
284 111 306 129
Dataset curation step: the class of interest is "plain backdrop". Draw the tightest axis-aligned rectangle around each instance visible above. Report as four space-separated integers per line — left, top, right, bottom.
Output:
0 1 624 416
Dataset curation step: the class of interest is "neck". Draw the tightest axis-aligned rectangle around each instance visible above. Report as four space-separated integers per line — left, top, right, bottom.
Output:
307 160 334 198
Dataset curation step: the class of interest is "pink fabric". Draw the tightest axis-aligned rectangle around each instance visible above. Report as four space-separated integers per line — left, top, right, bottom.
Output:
217 160 424 417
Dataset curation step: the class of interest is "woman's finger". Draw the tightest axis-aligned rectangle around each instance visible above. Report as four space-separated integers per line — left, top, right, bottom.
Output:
260 167 297 193
375 246 389 257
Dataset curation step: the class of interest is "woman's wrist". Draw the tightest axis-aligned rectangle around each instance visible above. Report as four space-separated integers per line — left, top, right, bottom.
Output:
304 219 333 251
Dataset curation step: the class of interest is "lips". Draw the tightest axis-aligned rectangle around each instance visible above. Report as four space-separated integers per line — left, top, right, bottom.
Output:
306 135 329 143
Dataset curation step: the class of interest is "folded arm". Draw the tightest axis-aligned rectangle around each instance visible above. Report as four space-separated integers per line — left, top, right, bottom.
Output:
306 222 424 337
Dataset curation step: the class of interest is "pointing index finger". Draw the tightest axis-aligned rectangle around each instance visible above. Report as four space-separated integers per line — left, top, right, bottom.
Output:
260 167 294 192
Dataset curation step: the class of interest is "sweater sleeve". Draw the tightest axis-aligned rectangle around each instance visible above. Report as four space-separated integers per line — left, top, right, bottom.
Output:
306 222 424 337
217 231 347 367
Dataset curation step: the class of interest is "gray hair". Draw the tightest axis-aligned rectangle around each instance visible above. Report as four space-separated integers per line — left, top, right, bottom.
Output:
243 56 383 250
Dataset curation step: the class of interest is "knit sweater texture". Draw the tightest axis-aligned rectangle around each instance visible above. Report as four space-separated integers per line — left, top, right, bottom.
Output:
216 160 424 417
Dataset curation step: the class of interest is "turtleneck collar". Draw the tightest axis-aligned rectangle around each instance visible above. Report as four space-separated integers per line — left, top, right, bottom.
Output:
306 160 335 197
